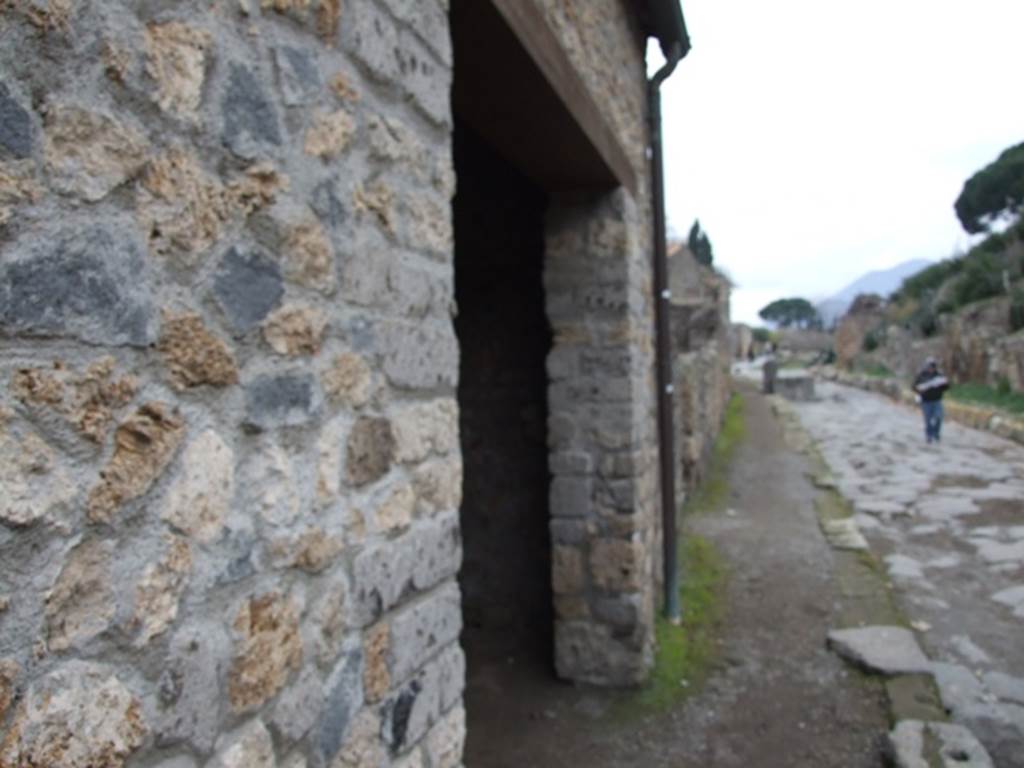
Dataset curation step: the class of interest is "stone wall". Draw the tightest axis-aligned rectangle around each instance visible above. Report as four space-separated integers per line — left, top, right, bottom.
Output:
0 1 466 766
668 248 732 494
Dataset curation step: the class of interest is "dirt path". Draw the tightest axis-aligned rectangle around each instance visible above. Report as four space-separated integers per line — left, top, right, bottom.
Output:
462 387 890 767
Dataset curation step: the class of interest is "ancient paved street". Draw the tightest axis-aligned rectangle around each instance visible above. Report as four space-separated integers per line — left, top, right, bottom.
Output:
792 381 1024 766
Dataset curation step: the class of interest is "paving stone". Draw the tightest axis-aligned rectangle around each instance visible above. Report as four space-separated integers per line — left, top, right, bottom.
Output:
827 626 932 675
889 720 994 768
990 585 1024 617
983 671 1024 706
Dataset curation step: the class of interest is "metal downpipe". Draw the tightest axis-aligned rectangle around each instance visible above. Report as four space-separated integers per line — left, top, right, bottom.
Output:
649 42 684 623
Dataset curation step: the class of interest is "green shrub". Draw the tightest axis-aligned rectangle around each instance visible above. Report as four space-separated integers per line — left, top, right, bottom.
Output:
1010 287 1024 332
863 328 885 352
951 251 1004 306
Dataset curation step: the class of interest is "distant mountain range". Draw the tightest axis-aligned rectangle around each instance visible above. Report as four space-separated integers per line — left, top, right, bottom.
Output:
817 259 932 327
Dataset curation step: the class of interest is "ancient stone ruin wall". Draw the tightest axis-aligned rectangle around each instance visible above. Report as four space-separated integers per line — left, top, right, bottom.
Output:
0 1 465 766
533 0 661 686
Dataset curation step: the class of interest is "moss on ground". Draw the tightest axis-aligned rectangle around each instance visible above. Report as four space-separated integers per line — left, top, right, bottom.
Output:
614 535 727 719
686 393 746 516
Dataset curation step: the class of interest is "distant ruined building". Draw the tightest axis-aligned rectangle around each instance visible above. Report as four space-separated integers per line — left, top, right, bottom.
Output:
0 1 730 765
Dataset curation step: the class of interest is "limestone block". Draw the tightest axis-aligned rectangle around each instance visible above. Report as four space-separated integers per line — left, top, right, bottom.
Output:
221 63 282 158
423 705 465 768
555 620 649 686
344 0 401 83
244 373 319 429
330 708 387 768
137 149 230 264
391 399 459 463
304 109 356 159
339 249 391 308
214 246 285 334
0 226 157 347
350 515 460 626
389 582 461 683
44 538 115 651
43 104 147 201
145 22 211 122
243 443 300 527
272 667 325 742
0 83 33 158
827 626 932 675
310 582 349 668
412 457 462 516
282 214 336 294
0 425 76 529
263 304 327 356
274 45 322 106
132 534 192 646
375 484 415 534
315 416 345 508
551 545 585 595
589 537 643 592
158 313 239 389
363 621 391 703
155 621 231 752
380 649 454 757
346 416 396 487
161 428 234 543
208 719 275 768
366 114 425 174
0 661 147 768
404 192 452 256
323 353 372 407
88 403 185 524
229 592 303 712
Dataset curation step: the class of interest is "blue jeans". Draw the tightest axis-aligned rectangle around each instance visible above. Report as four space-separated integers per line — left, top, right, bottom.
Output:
921 400 943 442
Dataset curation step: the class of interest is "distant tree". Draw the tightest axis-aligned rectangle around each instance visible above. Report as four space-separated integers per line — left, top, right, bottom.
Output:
758 297 822 330
687 219 714 267
954 141 1024 234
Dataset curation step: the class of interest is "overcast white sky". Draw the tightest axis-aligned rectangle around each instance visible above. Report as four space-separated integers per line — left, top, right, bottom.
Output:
653 0 1024 325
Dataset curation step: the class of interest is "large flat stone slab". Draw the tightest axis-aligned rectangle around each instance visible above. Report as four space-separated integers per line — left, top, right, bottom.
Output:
889 720 994 768
827 626 932 675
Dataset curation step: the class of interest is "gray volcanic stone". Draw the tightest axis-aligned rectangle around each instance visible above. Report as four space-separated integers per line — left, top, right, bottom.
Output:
274 46 321 106
1 227 156 346
0 82 32 158
889 720 994 768
244 373 317 429
827 626 932 675
222 64 282 157
213 246 283 333
316 648 363 764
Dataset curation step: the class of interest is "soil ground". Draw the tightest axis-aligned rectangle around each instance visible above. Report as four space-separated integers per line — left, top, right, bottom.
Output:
462 386 891 767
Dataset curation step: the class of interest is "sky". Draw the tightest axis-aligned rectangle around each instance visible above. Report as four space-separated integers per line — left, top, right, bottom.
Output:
652 0 1024 325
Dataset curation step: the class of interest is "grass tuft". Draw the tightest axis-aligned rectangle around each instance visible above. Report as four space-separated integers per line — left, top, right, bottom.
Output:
948 382 1024 416
685 393 745 516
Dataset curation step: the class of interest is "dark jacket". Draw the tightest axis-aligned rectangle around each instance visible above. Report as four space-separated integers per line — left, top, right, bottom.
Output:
913 368 949 402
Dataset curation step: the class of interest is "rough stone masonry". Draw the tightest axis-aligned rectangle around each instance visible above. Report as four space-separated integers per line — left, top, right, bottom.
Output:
0 0 674 766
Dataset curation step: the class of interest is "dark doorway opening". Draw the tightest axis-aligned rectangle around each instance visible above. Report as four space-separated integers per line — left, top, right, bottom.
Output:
453 115 553 719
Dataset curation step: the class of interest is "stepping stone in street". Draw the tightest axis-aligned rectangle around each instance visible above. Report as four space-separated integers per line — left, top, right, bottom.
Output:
982 671 1024 706
889 720 994 768
827 626 932 675
820 517 868 550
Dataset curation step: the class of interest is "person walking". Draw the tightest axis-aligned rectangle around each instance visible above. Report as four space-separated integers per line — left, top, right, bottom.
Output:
913 356 949 443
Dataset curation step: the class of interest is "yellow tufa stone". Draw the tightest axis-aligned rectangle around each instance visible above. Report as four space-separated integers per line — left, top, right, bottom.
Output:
0 662 147 768
304 108 356 159
228 592 303 712
132 535 192 646
43 104 148 202
362 621 390 703
12 358 138 444
44 538 115 652
269 528 345 573
329 72 360 102
144 22 211 122
87 403 186 524
353 180 395 236
375 483 415 534
262 304 327 357
158 312 239 390
322 353 372 407
0 658 20 721
282 214 336 293
0 425 76 530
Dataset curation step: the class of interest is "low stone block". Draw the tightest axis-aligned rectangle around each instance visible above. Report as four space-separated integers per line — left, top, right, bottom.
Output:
827 626 932 675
